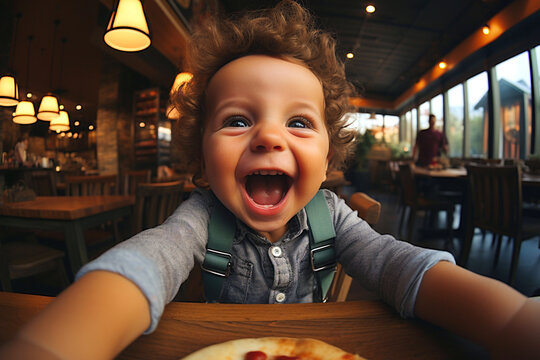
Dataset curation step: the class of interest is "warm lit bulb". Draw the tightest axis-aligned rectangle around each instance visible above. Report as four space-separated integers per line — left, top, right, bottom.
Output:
59 104 64 110
346 52 354 59
438 61 447 69
139 122 146 127
76 104 82 110
482 25 490 35
89 125 94 130
366 5 375 13
26 93 32 98
74 121 80 126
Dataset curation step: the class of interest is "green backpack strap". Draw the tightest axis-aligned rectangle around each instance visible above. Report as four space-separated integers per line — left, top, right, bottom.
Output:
202 190 336 303
201 201 236 302
304 190 337 302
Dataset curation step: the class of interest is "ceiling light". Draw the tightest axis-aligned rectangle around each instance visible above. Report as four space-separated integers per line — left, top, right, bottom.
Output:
49 110 70 132
438 61 447 69
346 52 354 59
26 92 32 98
482 24 490 35
74 121 80 126
59 104 64 110
0 75 19 106
76 104 82 110
37 94 60 121
89 125 94 131
104 0 151 52
365 4 376 13
12 100 37 124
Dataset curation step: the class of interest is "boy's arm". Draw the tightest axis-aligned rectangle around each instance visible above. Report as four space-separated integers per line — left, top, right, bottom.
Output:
415 261 540 359
0 270 150 360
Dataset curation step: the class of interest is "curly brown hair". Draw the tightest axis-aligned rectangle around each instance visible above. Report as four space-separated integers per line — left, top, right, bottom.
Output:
172 0 356 184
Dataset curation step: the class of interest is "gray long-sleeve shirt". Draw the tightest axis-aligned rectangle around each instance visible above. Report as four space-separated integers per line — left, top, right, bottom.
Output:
77 189 455 333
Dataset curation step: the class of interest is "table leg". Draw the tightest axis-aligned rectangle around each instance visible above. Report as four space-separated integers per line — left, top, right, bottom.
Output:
63 220 88 274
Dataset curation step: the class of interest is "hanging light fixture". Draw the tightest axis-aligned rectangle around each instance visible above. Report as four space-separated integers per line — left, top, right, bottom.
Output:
38 20 60 121
13 35 37 124
0 13 21 107
49 110 70 132
104 0 151 52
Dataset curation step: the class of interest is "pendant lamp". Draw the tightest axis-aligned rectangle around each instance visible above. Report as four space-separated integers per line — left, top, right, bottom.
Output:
13 35 37 124
0 76 19 106
104 0 151 52
38 20 60 121
0 14 21 107
49 110 70 132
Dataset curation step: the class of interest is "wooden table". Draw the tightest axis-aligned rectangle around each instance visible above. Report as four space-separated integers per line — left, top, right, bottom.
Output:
0 195 134 273
0 292 487 359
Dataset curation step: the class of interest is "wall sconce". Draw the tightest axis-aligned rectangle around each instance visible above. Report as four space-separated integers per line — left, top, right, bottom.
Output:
104 0 151 52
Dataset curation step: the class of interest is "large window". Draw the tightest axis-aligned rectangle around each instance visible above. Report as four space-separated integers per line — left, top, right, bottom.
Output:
382 115 399 144
495 51 532 159
467 72 489 157
430 94 444 130
419 101 430 130
447 84 464 157
411 108 418 145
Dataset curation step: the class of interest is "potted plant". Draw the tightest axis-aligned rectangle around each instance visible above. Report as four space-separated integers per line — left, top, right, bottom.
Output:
345 130 376 191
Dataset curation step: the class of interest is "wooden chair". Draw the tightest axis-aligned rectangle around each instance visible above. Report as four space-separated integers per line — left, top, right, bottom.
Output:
462 164 540 284
133 181 184 234
327 192 381 302
28 170 58 196
397 162 455 243
121 169 152 196
0 236 69 292
64 174 118 196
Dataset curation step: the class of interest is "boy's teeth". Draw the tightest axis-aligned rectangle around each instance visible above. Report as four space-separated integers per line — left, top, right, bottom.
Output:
252 170 283 176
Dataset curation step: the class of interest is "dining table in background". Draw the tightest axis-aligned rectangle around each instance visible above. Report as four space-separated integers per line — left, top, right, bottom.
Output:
0 195 134 274
0 292 488 359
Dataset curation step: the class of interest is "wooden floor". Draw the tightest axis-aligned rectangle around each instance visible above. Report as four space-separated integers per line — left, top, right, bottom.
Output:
6 186 540 299
345 186 540 300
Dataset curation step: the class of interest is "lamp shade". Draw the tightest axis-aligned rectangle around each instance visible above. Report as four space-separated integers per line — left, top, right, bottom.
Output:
13 100 37 124
49 110 70 132
37 94 60 121
104 0 151 52
0 75 19 106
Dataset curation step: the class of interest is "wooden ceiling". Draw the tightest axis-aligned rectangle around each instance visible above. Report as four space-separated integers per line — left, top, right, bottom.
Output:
2 0 538 128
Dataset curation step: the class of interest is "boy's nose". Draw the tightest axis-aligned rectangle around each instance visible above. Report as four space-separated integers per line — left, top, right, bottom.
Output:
250 122 286 152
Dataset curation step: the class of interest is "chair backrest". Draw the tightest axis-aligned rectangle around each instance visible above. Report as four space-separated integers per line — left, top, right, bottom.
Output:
121 169 152 195
348 192 381 225
64 174 118 196
133 181 184 234
28 170 58 196
466 164 522 236
398 162 417 206
328 191 381 302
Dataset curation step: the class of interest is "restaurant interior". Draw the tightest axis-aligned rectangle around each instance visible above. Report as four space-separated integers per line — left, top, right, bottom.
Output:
0 1 540 356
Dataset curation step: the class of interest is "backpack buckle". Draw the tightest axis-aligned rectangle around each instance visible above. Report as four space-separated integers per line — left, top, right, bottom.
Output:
201 248 232 277
310 242 335 272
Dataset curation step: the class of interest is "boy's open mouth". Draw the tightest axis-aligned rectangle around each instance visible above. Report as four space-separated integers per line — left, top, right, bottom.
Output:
245 170 292 206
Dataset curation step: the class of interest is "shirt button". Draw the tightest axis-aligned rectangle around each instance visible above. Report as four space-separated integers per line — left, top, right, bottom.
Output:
271 246 282 257
275 292 286 303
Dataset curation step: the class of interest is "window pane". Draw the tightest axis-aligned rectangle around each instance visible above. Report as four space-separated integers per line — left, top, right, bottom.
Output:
383 115 399 144
495 51 532 159
419 102 430 129
467 72 489 157
447 84 464 157
411 108 418 144
430 94 444 129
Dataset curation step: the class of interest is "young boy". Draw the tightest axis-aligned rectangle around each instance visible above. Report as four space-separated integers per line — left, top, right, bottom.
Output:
1 1 539 359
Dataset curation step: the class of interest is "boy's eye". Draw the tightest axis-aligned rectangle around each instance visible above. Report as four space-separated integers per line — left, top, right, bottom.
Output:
288 116 313 129
224 116 249 127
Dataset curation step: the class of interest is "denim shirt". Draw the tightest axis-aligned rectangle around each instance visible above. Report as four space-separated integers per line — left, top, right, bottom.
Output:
77 188 455 333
